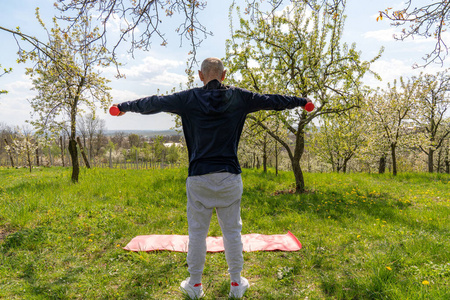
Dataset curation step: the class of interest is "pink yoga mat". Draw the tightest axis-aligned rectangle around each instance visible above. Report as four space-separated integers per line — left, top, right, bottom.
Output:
123 231 301 252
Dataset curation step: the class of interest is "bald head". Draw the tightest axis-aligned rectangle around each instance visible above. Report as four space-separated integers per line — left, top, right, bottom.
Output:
199 57 226 85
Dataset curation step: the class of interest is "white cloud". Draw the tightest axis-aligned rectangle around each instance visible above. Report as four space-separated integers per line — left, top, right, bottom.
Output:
121 56 184 79
1 78 35 119
364 27 446 45
102 55 188 90
364 28 399 42
4 78 34 97
142 71 187 87
365 58 445 88
101 54 188 93
110 88 143 102
365 58 416 88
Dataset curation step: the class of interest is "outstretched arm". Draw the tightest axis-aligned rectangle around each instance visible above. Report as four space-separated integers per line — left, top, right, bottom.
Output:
243 88 312 113
114 92 185 116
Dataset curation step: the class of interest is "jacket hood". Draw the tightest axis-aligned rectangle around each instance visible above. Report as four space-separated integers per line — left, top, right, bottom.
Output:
194 79 234 114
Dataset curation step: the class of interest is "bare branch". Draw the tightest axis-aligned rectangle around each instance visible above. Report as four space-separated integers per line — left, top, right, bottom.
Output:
379 1 450 67
54 0 211 66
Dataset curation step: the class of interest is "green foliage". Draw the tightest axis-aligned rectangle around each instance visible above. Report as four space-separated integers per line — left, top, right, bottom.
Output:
0 64 12 95
367 77 421 175
166 143 180 163
153 135 167 162
0 167 449 299
22 9 113 139
411 71 450 172
226 1 380 111
225 1 381 191
18 9 115 182
311 108 367 172
4 129 37 172
128 134 141 148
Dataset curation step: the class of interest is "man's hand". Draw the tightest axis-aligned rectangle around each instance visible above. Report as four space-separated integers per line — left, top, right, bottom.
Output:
111 104 126 116
302 98 314 112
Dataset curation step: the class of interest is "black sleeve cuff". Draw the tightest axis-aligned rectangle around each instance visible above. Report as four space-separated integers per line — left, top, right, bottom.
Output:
298 98 308 106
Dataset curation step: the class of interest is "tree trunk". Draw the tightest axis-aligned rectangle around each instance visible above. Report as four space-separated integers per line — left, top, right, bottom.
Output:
69 76 84 182
136 149 139 169
77 136 91 168
275 142 279 176
445 146 449 174
252 153 256 168
249 115 307 193
391 143 397 176
263 138 267 173
69 138 79 183
428 148 434 173
378 154 386 174
109 148 113 168
437 148 442 173
343 154 353 174
26 138 32 173
4 139 15 167
291 159 305 193
35 143 40 166
48 146 53 166
292 128 306 193
337 157 343 173
60 136 65 167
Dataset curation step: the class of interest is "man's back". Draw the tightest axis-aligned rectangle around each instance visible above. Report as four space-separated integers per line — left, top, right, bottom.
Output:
179 79 248 176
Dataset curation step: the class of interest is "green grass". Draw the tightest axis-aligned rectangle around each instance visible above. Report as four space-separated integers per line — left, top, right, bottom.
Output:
0 167 449 299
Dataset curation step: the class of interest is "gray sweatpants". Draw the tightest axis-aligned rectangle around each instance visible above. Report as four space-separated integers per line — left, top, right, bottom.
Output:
186 172 244 280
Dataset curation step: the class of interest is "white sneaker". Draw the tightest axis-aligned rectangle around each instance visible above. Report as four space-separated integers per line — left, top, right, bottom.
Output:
180 277 204 299
229 277 249 299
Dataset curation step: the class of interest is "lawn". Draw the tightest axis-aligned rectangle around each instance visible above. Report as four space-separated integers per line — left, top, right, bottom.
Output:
0 167 449 299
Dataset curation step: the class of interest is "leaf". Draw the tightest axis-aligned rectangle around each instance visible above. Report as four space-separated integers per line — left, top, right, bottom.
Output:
377 13 383 22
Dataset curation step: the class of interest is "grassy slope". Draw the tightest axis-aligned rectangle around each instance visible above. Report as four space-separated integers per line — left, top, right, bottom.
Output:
0 167 449 299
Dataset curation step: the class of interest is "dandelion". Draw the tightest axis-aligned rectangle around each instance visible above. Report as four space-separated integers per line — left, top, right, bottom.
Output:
88 239 93 242
422 280 430 285
386 266 392 271
68 236 72 239
357 235 361 239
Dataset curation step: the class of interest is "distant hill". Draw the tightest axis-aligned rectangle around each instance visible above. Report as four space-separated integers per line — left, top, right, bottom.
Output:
104 129 182 137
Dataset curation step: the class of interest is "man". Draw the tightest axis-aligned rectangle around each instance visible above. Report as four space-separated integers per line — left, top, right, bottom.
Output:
113 57 312 299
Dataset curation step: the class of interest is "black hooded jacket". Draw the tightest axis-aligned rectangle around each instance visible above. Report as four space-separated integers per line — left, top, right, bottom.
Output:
118 80 308 176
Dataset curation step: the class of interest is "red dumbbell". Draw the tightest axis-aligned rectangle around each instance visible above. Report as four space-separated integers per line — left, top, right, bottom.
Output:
109 106 120 116
305 102 315 112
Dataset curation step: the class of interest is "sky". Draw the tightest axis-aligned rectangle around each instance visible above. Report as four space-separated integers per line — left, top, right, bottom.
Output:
1 0 448 132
